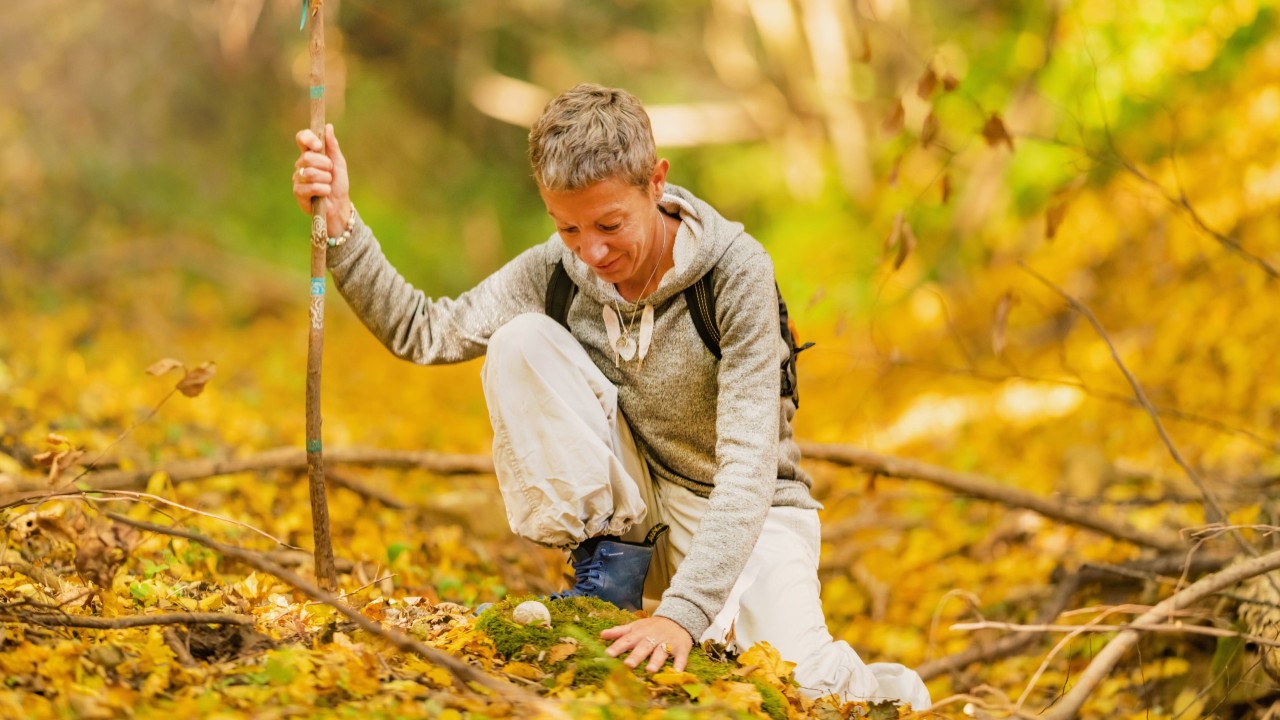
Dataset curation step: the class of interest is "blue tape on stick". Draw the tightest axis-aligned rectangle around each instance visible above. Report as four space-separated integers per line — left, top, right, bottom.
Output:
306 439 322 453
310 85 324 100
300 0 308 30
310 278 325 296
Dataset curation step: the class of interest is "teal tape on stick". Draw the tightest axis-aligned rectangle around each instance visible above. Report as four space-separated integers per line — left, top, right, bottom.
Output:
310 85 325 99
310 278 325 296
306 439 322 453
300 0 307 30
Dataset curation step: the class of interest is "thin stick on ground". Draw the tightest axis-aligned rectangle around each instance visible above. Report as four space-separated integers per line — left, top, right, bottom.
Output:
0 446 494 499
0 611 254 629
952 619 1280 648
5 489 300 549
1039 547 1280 720
104 511 542 706
798 441 1183 552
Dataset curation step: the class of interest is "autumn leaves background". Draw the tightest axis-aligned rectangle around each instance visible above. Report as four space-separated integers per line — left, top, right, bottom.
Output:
2 0 1280 717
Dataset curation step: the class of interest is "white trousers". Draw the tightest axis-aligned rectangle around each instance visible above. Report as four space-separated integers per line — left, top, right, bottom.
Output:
481 314 930 709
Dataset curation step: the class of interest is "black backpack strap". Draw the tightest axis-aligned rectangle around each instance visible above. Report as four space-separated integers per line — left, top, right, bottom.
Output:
683 271 721 359
776 284 814 408
545 260 577 329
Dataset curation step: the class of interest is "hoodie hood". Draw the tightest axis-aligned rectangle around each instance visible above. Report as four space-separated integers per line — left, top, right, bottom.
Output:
556 183 745 307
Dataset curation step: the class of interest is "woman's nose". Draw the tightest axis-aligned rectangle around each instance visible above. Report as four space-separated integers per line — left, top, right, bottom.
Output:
579 235 609 265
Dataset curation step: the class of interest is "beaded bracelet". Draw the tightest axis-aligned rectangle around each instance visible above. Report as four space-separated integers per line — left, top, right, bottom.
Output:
327 203 357 247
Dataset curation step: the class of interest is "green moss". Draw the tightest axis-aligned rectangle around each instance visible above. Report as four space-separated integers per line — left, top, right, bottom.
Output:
682 648 735 684
475 595 638 685
748 678 788 720
474 596 739 692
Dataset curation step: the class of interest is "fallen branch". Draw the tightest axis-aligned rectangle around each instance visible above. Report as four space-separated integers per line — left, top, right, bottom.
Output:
2 446 494 498
953 619 1280 648
104 511 540 706
798 441 1183 552
1040 548 1280 720
918 570 1080 682
163 627 198 667
327 469 409 510
0 611 253 628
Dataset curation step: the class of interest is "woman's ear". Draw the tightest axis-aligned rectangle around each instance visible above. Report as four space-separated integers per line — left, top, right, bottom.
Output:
650 159 670 201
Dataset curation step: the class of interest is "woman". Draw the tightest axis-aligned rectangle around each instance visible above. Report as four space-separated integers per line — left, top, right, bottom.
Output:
292 83 929 708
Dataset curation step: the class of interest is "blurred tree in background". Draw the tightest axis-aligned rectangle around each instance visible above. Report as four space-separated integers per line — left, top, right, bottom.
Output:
2 0 1279 717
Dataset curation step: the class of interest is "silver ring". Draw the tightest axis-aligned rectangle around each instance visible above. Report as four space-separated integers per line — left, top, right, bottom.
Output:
299 167 308 181
644 636 658 647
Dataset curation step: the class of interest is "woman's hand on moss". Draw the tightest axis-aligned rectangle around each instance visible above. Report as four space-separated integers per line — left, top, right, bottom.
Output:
601 616 692 673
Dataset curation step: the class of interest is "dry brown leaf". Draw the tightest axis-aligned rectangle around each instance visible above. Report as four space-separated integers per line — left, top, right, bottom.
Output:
943 73 960 91
545 641 578 664
921 110 940 147
176 361 217 397
882 100 905 135
855 24 872 62
146 358 185 376
887 154 903 187
940 173 952 204
992 292 1018 357
1046 201 1068 240
885 211 904 254
917 65 938 99
894 220 917 271
503 661 545 681
982 113 1014 150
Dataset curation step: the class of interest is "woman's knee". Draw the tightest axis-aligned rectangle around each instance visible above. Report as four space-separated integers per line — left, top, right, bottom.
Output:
486 313 571 371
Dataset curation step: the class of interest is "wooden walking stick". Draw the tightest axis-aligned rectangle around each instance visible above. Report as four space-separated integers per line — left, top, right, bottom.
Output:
302 0 337 590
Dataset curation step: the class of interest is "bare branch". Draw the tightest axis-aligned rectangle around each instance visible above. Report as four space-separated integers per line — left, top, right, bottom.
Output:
1019 264 1249 557
0 610 253 628
798 441 1183 552
103 512 542 707
1 446 494 500
1040 548 1280 719
952 619 1280 648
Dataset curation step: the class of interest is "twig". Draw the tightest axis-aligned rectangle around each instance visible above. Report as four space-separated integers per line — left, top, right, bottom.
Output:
163 627 198 667
952 619 1280 648
0 611 253 628
103 512 541 705
1040 547 1280 719
4 489 300 549
918 572 1079 682
1019 264 1263 574
1 446 494 499
327 469 409 510
798 441 1183 552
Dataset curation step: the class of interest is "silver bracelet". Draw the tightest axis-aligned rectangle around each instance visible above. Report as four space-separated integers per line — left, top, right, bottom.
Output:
327 203 357 247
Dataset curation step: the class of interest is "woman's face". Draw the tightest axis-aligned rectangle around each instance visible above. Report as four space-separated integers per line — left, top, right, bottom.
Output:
540 162 668 289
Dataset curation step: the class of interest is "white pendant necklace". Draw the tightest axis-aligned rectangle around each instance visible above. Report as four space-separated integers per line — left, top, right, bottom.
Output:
603 206 666 369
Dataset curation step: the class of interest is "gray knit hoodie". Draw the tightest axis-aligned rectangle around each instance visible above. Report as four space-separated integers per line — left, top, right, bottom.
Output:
327 184 819 640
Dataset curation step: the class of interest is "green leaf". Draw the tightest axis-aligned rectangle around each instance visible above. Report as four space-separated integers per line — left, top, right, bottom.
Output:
129 582 153 600
263 656 296 685
387 542 411 565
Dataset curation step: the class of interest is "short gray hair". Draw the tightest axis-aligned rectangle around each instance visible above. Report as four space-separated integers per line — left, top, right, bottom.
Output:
528 83 656 192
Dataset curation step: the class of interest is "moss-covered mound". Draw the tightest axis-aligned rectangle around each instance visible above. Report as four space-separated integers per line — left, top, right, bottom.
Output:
474 596 738 688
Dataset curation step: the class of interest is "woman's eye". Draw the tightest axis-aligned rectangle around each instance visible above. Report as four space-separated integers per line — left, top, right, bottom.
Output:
559 227 578 235
600 224 620 232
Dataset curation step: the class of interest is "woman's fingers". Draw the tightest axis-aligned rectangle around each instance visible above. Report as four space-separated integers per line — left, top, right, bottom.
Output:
295 128 321 153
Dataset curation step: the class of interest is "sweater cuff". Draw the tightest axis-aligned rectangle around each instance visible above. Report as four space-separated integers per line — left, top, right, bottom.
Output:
654 596 711 642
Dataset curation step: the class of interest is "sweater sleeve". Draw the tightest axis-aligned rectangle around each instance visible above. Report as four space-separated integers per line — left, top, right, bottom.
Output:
326 217 552 365
654 248 783 640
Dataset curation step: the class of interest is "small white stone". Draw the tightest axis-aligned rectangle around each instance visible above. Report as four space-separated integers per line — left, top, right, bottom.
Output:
511 600 552 628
